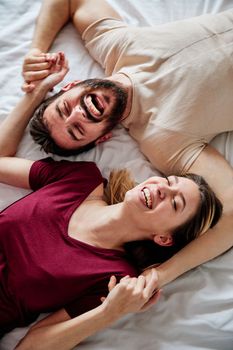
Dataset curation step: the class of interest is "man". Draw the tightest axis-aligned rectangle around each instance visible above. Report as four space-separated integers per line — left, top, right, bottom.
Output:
28 75 129 156
21 0 233 287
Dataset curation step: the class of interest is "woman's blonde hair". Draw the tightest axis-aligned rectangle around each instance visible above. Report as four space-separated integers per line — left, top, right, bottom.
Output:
104 169 135 205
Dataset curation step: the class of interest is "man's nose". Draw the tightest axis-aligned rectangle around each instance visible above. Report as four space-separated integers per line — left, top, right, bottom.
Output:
65 106 83 125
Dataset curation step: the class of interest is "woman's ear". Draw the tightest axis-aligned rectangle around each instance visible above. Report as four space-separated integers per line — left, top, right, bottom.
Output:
153 233 173 246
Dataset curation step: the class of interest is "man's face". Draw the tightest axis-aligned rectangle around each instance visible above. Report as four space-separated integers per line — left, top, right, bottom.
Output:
42 79 128 150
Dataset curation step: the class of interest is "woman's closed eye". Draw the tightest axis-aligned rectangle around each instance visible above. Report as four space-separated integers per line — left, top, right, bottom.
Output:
172 197 177 211
165 176 177 211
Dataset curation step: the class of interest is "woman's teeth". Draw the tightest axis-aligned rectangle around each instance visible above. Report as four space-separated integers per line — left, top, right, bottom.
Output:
142 187 152 209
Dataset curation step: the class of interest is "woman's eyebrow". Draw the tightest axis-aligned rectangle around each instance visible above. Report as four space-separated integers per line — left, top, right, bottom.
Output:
174 176 186 210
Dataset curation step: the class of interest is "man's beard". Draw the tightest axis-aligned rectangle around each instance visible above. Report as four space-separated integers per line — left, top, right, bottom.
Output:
31 78 128 134
78 78 128 123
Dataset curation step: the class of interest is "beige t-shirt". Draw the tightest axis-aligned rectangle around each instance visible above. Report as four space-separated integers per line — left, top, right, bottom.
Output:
82 10 233 174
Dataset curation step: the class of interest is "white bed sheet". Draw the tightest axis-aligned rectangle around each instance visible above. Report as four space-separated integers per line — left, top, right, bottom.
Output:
0 0 233 349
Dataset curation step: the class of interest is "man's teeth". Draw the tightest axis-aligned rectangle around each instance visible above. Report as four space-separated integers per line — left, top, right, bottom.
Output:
142 188 152 209
86 95 101 116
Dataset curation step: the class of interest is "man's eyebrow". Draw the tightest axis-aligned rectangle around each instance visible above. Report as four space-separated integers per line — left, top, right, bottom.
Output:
174 176 186 211
55 104 63 118
67 127 79 141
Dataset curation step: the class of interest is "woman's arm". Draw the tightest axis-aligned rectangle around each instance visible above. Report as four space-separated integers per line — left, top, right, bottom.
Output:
0 88 44 187
0 54 69 188
0 52 68 158
16 307 116 350
0 93 46 157
0 157 33 189
15 273 160 350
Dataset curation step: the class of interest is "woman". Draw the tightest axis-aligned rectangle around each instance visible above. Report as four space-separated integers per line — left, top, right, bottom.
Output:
0 55 222 349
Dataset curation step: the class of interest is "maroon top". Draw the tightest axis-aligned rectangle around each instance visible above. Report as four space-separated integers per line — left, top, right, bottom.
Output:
0 158 137 336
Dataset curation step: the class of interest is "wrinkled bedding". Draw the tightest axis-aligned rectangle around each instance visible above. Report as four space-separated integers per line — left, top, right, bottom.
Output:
0 0 232 349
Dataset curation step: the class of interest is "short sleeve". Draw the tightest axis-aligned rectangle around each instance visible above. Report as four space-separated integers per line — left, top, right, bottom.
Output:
65 267 138 319
64 283 107 319
29 158 103 191
82 18 130 76
140 128 206 175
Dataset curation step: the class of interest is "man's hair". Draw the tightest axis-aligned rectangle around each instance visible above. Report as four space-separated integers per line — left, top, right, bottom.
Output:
29 79 127 156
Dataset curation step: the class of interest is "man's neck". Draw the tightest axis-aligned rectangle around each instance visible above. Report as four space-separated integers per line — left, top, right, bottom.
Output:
107 73 133 121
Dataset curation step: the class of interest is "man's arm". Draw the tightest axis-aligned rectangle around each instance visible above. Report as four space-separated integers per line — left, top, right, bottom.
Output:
32 0 121 51
156 145 233 286
70 0 122 35
22 0 121 88
22 0 70 86
31 0 70 52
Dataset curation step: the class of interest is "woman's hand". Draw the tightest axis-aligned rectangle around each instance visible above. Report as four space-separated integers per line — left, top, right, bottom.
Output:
22 51 69 100
22 49 66 93
22 48 53 86
102 269 161 321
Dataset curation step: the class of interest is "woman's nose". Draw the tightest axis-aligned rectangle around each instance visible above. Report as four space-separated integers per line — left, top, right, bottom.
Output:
159 183 178 198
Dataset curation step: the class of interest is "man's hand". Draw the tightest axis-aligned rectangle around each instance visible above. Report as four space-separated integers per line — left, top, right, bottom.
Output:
24 51 69 99
142 265 161 288
22 48 61 93
102 269 161 321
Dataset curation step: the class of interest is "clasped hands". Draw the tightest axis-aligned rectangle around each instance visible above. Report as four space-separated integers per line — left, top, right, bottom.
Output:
101 268 161 320
22 49 69 97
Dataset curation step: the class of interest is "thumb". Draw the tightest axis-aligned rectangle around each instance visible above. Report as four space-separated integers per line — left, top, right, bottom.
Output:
21 82 35 93
100 275 117 303
108 275 117 292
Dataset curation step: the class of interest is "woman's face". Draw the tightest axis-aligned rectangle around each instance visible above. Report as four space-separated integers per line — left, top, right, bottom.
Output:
124 175 200 236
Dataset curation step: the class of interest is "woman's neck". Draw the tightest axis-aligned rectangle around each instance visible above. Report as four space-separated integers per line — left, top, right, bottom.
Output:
68 199 143 250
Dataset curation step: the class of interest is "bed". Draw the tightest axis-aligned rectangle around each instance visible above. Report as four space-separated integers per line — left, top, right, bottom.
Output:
0 0 233 349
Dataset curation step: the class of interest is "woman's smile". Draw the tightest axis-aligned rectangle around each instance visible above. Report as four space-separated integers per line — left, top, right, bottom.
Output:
124 175 202 235
141 187 153 209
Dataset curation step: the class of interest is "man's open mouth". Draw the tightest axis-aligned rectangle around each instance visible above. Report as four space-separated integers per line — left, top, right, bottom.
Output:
84 94 104 117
